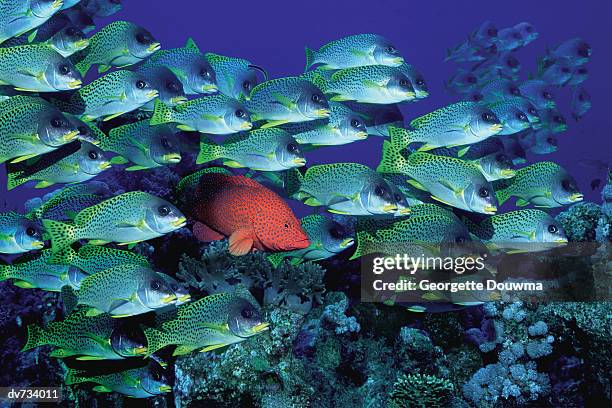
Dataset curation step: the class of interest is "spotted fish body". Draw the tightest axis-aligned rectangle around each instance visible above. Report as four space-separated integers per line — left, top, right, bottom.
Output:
26 181 109 221
266 214 354 267
464 209 568 253
74 20 159 75
317 65 416 104
519 80 556 110
283 101 368 146
143 292 269 356
285 163 398 216
479 79 522 103
343 102 404 137
41 191 186 252
0 0 62 44
0 44 82 92
0 249 87 291
188 172 309 256
68 70 158 121
388 101 503 150
150 94 252 135
48 244 150 275
378 139 498 214
22 306 145 360
101 121 181 171
6 141 110 190
197 128 305 171
0 96 79 164
350 213 471 260
0 211 44 254
488 99 532 135
135 64 187 110
396 63 429 99
305 34 403 70
205 52 264 99
495 162 583 208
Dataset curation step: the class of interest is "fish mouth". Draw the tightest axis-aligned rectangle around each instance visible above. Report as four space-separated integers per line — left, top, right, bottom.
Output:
569 193 584 202
99 161 112 170
500 169 516 178
163 153 182 163
316 108 331 118
416 91 430 99
490 124 503 133
74 39 90 49
171 96 188 105
554 237 569 244
178 294 192 303
52 0 63 9
147 42 162 53
63 130 80 142
252 322 270 334
340 238 355 248
171 217 187 228
68 80 82 89
483 205 498 214
202 84 218 93
383 204 398 213
134 346 148 355
161 294 177 304
355 131 368 140
292 158 307 166
31 241 45 249
399 207 412 215
159 385 172 393
240 122 253 130
405 91 416 99
391 57 404 66
146 90 159 99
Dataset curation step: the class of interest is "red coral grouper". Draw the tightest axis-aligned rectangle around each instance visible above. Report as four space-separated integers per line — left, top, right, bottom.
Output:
190 173 310 256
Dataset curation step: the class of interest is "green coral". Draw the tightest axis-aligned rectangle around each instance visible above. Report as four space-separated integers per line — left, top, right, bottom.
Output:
556 202 602 242
387 373 455 408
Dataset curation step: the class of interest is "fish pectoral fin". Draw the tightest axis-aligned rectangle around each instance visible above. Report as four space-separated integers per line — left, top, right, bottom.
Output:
228 229 255 256
83 332 112 348
223 160 245 168
88 240 109 245
166 66 187 82
201 113 223 122
417 144 436 152
172 345 198 356
103 112 126 122
361 79 381 89
430 195 455 207
457 146 471 157
49 348 78 358
176 125 196 131
110 156 129 165
13 87 39 92
35 181 55 189
271 92 297 110
14 281 35 289
329 95 351 102
438 179 461 195
261 120 290 129
76 355 107 361
510 229 536 240
192 222 225 242
327 209 351 215
407 179 428 191
85 308 104 317
115 219 146 229
125 165 149 171
92 386 113 393
506 249 530 254
97 65 111 73
304 197 323 206
515 198 530 206
199 343 228 353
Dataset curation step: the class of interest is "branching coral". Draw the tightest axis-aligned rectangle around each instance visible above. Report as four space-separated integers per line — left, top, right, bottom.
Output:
387 373 454 408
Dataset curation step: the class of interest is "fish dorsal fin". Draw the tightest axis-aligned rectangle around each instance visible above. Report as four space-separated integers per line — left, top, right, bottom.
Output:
185 38 200 53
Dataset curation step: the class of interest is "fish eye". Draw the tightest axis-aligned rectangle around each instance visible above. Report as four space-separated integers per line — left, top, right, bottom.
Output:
578 93 585 101
241 307 255 318
471 93 483 102
88 150 99 160
553 115 565 124
487 27 497 37
150 280 161 290
561 67 571 73
311 93 322 103
528 106 537 115
577 44 590 58
136 32 151 44
374 185 385 197
543 91 553 100
578 68 587 74
350 119 362 128
136 80 146 89
481 112 495 122
416 78 425 86
161 138 172 149
242 80 251 90
287 143 298 153
547 137 557 146
385 46 396 53
58 64 70 75
506 57 519 68
510 86 521 96
526 26 533 33
516 112 528 121
478 187 490 198
50 118 64 128
166 81 180 91
561 179 574 191
329 226 344 239
394 193 403 202
157 205 171 216
235 109 245 118
548 224 558 233
496 153 508 162
65 27 78 36
26 227 36 237
284 222 290 229
151 370 162 381
455 235 466 244
200 68 210 78
110 0 121 3
465 75 477 84
399 79 411 87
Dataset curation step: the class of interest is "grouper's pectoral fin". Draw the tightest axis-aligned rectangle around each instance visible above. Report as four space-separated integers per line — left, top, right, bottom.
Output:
228 229 255 256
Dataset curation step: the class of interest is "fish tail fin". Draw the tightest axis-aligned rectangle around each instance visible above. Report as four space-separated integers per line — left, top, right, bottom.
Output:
150 99 174 126
75 59 91 77
284 167 304 198
311 72 328 93
377 130 411 174
143 327 173 357
42 219 79 253
0 263 14 281
196 136 223 164
65 369 89 385
21 324 48 351
61 285 79 314
48 245 79 267
349 231 370 260
304 47 316 71
492 178 513 206
6 169 28 190
266 253 285 268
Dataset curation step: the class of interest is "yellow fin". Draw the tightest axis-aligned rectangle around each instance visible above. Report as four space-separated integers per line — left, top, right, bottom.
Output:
199 343 228 353
407 179 427 191
430 195 454 207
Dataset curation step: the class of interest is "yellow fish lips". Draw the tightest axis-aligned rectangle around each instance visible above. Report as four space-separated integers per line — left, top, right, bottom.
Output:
355 131 368 140
202 84 218 92
133 346 148 355
292 157 307 166
252 322 270 334
161 294 178 304
171 217 187 228
569 193 584 202
171 96 188 105
99 161 112 170
500 169 517 178
240 121 253 130
405 90 416 99
554 237 569 244
147 42 162 53
52 0 63 9
383 204 398 213
399 207 412 215
416 90 430 99
490 123 503 133
163 153 182 163
159 385 172 393
146 90 160 99
391 56 405 65
74 39 90 49
63 130 80 142
340 238 354 248
68 79 82 89
31 241 45 249
316 108 331 118
178 294 192 303
483 205 498 214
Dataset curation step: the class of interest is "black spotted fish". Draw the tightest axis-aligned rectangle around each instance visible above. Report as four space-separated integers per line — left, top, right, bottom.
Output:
0 0 63 44
0 211 44 254
205 52 267 99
